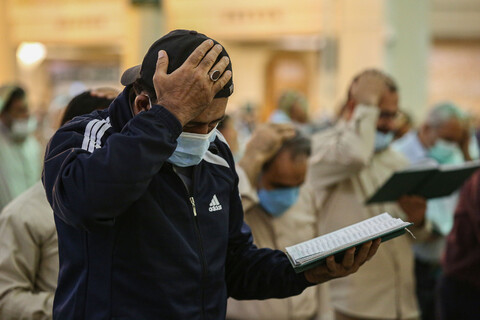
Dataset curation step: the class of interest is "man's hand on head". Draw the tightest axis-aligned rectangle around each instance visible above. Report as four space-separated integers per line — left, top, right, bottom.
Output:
350 71 388 107
152 40 232 126
238 123 296 185
303 238 381 284
243 123 296 164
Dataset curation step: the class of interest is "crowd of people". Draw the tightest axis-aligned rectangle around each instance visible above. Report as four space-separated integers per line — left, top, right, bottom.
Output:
0 29 478 320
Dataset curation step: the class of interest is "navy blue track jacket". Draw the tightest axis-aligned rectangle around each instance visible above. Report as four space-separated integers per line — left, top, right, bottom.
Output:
42 87 312 320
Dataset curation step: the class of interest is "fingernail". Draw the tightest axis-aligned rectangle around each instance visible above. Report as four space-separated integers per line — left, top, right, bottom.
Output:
158 50 165 58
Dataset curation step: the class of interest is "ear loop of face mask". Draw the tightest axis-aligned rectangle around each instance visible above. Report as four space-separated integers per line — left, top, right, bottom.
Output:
144 94 153 110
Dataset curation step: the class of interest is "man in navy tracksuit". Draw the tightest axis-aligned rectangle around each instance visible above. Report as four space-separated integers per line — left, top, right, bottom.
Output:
42 30 380 319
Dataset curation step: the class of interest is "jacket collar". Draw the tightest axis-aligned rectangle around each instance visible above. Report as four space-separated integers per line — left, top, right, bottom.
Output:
107 86 135 132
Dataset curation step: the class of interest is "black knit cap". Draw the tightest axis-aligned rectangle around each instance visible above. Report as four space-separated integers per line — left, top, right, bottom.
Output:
121 29 234 99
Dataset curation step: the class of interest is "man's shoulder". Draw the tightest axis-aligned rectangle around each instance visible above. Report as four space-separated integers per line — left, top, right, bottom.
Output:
49 109 113 152
0 181 53 231
61 109 110 131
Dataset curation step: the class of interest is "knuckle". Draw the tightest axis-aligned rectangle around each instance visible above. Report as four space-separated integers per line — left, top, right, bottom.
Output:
194 71 204 82
203 55 215 66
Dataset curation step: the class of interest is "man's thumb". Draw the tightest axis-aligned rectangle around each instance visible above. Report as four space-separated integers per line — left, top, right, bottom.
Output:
156 50 169 74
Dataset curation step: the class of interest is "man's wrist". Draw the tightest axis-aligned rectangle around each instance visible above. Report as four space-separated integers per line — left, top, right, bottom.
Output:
303 268 332 285
238 152 268 185
162 106 188 127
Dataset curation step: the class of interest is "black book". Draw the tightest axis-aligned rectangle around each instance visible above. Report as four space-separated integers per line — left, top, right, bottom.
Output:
366 160 480 204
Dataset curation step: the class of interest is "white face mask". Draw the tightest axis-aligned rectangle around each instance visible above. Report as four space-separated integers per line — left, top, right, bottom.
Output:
428 139 463 164
167 127 218 167
10 116 37 141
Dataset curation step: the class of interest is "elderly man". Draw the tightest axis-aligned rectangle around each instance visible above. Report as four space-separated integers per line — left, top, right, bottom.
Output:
42 30 379 320
227 124 322 320
308 69 429 320
0 85 41 211
392 102 473 320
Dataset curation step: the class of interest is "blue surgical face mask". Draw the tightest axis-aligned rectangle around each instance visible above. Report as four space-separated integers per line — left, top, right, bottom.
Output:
428 139 463 164
258 187 300 217
168 128 217 167
374 131 394 152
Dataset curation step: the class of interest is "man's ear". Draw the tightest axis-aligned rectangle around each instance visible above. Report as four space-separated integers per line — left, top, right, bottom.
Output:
132 94 150 115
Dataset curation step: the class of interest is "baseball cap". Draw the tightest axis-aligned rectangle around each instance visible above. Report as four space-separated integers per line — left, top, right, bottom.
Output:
121 29 234 99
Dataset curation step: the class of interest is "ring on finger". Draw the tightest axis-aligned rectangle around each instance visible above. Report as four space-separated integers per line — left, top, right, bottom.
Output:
209 70 221 82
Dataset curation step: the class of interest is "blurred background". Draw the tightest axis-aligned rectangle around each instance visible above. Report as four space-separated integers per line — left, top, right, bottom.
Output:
0 0 479 129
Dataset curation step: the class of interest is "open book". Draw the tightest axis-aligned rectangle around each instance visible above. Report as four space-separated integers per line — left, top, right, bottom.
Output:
285 213 413 273
366 160 480 204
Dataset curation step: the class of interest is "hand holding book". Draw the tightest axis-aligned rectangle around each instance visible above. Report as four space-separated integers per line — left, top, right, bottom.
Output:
286 213 413 274
397 195 426 226
303 238 381 284
365 161 480 204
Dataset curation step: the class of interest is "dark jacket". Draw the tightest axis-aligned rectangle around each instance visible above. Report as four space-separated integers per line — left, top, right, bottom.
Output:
42 87 311 320
443 170 480 289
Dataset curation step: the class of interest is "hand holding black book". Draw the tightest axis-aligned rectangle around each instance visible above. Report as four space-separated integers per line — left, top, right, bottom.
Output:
365 160 480 204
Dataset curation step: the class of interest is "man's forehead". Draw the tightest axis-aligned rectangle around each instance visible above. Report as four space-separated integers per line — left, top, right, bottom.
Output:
267 152 307 184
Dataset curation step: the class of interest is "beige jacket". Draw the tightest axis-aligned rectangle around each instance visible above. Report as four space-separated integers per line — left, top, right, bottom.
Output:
0 181 58 320
307 105 425 319
226 167 318 320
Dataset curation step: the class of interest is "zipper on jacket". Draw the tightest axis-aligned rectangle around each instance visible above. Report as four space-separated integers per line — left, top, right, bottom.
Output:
172 165 207 319
190 197 198 216
189 195 208 320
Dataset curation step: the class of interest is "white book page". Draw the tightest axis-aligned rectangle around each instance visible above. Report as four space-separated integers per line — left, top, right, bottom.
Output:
286 213 409 265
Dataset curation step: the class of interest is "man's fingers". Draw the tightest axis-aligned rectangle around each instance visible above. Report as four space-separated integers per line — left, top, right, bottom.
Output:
354 241 372 266
265 123 296 140
154 50 169 78
197 44 223 71
210 55 230 92
278 127 296 140
184 39 215 68
212 70 232 93
209 56 230 79
325 256 337 275
366 238 381 261
342 248 356 269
